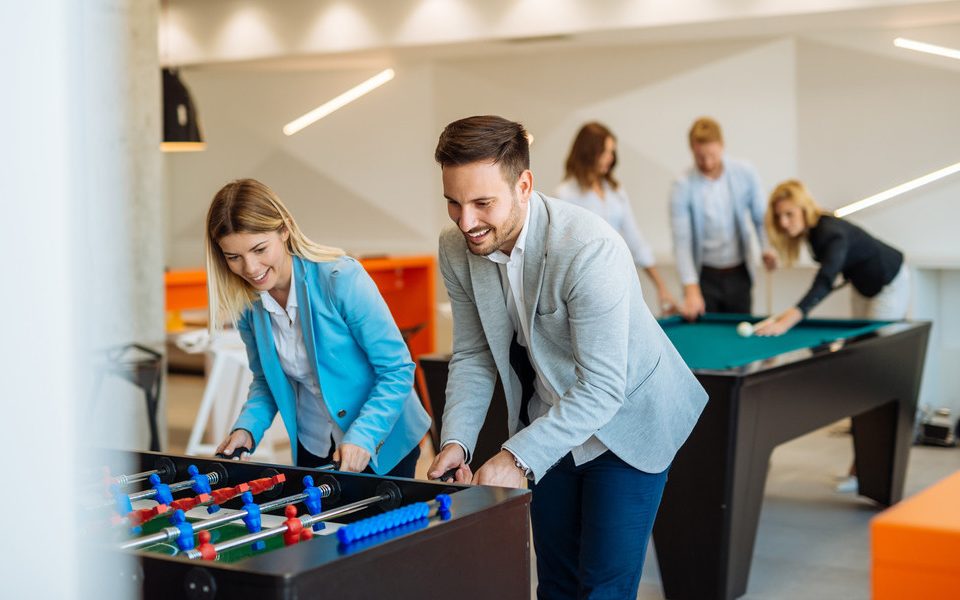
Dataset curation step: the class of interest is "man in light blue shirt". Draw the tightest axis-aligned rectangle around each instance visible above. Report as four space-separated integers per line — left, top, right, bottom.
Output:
670 117 776 319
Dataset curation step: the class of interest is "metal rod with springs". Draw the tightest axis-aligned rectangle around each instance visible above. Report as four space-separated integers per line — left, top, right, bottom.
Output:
120 481 335 551
184 492 389 559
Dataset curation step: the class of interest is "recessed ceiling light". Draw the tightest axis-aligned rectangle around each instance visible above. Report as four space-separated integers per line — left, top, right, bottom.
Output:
283 68 395 136
893 37 960 61
834 161 960 217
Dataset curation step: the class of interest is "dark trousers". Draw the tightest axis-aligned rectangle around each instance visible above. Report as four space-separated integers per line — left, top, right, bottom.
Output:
296 438 421 479
530 451 669 600
699 263 752 313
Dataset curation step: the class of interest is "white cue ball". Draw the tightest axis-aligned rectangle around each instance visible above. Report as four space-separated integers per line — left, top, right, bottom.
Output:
736 321 754 337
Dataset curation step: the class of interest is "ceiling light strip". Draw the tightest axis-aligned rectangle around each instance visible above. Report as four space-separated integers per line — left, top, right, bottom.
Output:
893 38 960 61
283 69 395 136
834 161 960 217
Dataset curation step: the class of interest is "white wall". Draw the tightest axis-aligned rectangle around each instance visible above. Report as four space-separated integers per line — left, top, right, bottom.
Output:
795 37 960 414
166 63 440 266
166 31 960 413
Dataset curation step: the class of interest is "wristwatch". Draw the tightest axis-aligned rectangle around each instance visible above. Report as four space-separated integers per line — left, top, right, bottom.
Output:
512 455 532 479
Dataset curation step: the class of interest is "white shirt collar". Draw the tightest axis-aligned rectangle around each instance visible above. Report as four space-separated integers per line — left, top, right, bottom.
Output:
486 193 534 266
259 261 298 319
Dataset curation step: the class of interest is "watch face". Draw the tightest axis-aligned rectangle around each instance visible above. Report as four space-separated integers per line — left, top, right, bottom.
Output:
514 459 530 478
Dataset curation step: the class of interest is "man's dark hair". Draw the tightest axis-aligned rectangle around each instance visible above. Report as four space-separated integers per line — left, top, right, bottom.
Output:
434 115 530 183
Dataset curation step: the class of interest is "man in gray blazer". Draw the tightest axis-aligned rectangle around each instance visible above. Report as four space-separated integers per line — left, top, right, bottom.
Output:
427 115 707 599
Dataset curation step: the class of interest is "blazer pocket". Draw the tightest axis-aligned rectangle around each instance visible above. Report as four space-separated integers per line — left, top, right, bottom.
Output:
626 352 661 398
533 306 571 351
534 303 567 320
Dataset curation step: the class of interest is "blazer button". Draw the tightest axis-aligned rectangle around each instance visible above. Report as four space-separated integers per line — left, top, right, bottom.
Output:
337 409 346 418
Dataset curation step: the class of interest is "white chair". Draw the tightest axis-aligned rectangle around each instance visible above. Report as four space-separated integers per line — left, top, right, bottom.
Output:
178 329 287 462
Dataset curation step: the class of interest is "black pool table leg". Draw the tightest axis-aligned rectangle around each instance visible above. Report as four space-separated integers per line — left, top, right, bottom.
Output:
851 399 911 506
654 381 771 600
653 389 733 600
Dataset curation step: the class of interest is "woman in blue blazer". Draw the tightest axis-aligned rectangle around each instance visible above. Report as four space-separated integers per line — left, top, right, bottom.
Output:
206 178 431 476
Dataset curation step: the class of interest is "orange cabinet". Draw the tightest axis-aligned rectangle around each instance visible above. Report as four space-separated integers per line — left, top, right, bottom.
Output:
163 257 436 355
165 257 437 414
358 255 436 362
872 469 960 599
165 269 208 312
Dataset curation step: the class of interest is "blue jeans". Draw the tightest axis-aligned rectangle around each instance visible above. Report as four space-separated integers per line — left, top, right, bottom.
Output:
530 451 668 600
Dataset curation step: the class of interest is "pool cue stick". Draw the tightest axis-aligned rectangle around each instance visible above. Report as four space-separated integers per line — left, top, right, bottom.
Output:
765 269 773 316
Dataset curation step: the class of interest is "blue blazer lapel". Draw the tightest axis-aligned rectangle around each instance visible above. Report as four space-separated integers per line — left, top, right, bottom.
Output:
292 256 321 380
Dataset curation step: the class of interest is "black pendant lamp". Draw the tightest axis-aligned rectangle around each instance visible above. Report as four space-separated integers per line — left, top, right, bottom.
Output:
161 68 205 152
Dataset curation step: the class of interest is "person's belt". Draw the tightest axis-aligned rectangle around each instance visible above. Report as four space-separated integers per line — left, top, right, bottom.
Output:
700 262 746 274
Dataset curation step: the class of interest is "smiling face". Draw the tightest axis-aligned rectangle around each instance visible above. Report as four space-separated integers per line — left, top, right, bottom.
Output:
443 160 532 256
773 199 807 239
218 229 292 292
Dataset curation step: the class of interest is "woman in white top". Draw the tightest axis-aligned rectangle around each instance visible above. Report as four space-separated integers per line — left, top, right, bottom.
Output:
556 122 677 314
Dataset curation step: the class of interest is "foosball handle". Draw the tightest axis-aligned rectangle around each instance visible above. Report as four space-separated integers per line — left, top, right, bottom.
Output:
215 446 251 460
434 467 459 483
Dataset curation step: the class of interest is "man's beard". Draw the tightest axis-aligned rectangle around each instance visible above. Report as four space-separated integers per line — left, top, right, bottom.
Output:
466 194 521 256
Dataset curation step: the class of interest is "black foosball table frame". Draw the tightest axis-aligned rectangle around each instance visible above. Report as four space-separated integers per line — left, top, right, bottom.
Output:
96 450 531 600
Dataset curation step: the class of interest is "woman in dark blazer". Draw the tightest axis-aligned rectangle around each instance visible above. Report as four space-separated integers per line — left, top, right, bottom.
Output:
755 179 910 336
206 178 430 476
757 179 911 493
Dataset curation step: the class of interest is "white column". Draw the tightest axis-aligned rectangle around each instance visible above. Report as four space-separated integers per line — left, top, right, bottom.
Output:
0 1 162 598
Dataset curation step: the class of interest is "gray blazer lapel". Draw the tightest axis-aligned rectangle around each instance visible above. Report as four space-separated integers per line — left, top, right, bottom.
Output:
467 251 516 400
522 193 549 336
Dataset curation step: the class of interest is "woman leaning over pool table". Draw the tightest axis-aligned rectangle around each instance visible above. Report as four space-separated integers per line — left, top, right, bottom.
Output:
755 179 910 336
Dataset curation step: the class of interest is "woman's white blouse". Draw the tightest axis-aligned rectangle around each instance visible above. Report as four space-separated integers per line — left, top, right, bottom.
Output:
554 179 655 268
258 269 343 458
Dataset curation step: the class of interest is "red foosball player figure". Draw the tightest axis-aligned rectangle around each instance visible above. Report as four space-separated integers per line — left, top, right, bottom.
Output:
282 505 313 546
196 530 217 561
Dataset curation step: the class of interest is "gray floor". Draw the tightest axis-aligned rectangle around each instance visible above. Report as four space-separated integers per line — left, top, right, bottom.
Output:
632 424 960 600
167 374 960 600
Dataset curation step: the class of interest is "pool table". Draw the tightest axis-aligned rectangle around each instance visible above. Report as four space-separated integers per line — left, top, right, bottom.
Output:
419 315 930 600
652 314 930 600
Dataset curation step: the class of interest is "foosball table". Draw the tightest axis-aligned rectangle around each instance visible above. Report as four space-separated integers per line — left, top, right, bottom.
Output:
89 450 531 599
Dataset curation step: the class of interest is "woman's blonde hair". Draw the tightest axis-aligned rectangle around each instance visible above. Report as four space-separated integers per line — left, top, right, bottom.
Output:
205 178 345 330
765 179 824 266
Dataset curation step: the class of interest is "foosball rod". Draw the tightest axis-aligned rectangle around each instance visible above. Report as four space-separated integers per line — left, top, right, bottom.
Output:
120 481 335 551
184 492 391 559
84 464 173 493
80 469 163 499
108 468 163 488
125 470 222 503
